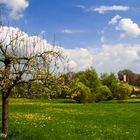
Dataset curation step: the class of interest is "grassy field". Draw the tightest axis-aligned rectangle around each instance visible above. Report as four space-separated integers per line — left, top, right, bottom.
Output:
0 98 140 140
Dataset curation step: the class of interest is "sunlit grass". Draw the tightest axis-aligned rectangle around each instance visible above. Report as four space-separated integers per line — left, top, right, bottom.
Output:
0 98 140 140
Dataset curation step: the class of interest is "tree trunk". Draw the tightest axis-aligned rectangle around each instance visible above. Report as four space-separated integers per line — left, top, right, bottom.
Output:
2 95 9 135
2 58 11 135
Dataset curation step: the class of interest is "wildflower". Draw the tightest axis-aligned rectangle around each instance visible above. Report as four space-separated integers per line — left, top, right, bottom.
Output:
0 133 7 138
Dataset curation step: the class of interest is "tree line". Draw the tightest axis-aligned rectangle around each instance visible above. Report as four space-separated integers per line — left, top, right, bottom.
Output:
11 68 134 103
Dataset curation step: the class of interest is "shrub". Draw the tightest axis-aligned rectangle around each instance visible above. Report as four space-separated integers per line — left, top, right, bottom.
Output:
114 83 132 100
95 85 112 102
70 80 95 103
131 91 140 97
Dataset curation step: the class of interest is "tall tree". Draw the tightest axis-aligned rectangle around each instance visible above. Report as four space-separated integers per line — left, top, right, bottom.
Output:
100 72 117 93
76 68 100 93
0 27 63 135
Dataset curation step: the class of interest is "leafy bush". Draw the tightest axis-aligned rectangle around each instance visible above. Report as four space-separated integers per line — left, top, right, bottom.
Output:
131 91 140 98
114 83 132 100
95 85 112 102
70 80 95 103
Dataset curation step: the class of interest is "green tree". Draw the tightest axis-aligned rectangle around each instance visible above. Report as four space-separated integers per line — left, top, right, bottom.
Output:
76 68 100 93
134 74 140 86
100 73 118 94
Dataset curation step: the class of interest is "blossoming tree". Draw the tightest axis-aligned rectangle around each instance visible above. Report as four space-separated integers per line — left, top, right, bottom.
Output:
0 26 63 135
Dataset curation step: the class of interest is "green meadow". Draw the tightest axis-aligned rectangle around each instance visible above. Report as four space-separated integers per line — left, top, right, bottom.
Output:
0 98 140 140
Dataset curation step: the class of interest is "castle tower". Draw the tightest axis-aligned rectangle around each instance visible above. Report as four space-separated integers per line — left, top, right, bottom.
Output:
123 74 127 82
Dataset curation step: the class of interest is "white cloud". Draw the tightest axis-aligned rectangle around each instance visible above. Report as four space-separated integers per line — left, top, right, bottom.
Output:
64 48 93 71
76 5 85 9
0 0 29 20
120 33 126 39
91 44 140 73
93 5 129 14
1 26 140 74
64 43 140 73
67 60 77 70
39 30 46 38
0 26 58 57
62 29 74 34
100 36 105 43
116 18 140 37
108 15 122 25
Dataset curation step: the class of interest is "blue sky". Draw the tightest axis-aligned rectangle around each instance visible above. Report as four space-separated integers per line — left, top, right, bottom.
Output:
3 0 140 48
1 0 140 73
